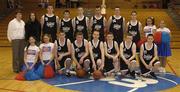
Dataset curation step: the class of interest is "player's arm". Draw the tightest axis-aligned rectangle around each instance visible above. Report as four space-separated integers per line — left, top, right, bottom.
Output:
104 42 113 59
128 43 136 61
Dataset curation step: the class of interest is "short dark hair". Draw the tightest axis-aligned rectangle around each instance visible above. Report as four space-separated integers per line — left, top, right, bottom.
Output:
107 32 114 36
96 6 101 9
115 6 120 9
126 33 133 37
147 34 154 38
15 9 22 15
63 10 70 14
131 11 137 15
76 32 83 37
93 30 100 34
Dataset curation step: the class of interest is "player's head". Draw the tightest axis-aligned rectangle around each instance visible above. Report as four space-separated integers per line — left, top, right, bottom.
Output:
106 32 114 41
63 10 70 18
114 6 120 15
131 11 137 20
125 33 133 42
159 20 165 28
95 6 101 15
76 32 83 41
147 34 154 43
47 5 54 13
42 34 52 43
146 17 155 26
57 31 66 39
93 30 100 40
77 7 84 15
15 10 22 20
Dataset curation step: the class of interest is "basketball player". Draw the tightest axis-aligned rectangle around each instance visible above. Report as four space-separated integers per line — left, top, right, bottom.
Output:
73 7 89 40
41 5 59 42
104 32 119 76
127 11 142 52
90 6 106 41
108 7 125 45
120 34 136 78
59 10 74 42
72 32 91 72
140 34 160 79
55 31 72 76
89 30 105 71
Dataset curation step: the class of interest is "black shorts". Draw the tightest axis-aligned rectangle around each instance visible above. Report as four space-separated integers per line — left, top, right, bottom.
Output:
104 57 114 72
58 55 71 69
140 60 160 74
120 58 136 71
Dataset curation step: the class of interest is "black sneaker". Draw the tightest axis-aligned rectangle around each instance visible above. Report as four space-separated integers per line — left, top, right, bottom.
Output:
65 72 71 77
130 71 136 79
150 72 157 79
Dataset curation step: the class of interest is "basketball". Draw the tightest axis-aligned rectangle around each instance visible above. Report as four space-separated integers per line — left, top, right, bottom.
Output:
154 31 162 44
76 69 87 78
93 70 103 80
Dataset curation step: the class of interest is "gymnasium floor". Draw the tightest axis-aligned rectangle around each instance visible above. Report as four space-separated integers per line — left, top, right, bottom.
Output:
0 47 179 92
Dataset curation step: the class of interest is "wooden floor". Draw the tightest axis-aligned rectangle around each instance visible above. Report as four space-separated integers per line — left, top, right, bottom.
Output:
0 47 179 92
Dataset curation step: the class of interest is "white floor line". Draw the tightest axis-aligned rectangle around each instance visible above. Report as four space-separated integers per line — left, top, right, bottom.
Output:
54 80 94 87
157 76 178 85
128 88 139 92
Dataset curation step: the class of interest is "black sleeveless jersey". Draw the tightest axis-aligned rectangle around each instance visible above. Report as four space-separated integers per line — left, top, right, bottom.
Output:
92 16 105 41
43 14 57 34
122 41 134 59
91 40 101 60
60 19 74 42
143 43 155 62
109 16 124 44
127 21 140 44
74 16 88 39
106 41 117 55
73 40 86 60
57 39 68 53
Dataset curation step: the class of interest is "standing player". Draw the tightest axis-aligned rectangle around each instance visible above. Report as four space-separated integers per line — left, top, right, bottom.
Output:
127 11 142 52
140 34 160 79
41 5 59 42
73 7 89 40
120 34 136 78
89 30 105 71
55 31 72 75
72 32 91 72
59 10 74 42
90 6 106 41
108 7 125 45
104 32 119 76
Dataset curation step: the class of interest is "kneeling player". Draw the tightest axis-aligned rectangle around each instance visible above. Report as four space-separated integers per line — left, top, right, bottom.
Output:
104 32 119 76
55 31 72 76
72 32 91 72
89 30 105 71
120 34 137 78
140 34 160 79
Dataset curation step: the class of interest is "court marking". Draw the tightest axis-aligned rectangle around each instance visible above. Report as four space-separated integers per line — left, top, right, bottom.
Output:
54 80 94 87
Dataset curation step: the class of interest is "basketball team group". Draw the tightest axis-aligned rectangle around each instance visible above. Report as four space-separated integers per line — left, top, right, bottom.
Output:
7 5 172 80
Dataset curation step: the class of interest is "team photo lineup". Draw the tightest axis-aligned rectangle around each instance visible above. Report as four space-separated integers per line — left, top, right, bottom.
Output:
7 4 172 81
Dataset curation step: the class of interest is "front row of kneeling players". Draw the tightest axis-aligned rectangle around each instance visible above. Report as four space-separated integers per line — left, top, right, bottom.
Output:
21 30 160 80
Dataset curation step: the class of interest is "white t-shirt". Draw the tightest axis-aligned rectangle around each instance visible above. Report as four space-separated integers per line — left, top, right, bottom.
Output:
157 27 171 33
144 25 156 37
24 45 40 63
39 43 54 60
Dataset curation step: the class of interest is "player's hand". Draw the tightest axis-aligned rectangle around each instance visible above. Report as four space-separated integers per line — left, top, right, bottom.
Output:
77 64 82 69
79 58 84 64
92 63 96 70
